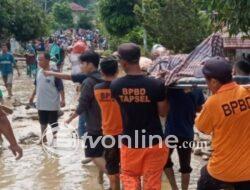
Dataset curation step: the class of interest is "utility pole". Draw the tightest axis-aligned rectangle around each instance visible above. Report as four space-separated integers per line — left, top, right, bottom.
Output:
44 0 47 12
142 0 148 51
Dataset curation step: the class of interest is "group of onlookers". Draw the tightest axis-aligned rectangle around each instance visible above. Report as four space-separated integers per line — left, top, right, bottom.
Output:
34 43 250 190
0 38 249 190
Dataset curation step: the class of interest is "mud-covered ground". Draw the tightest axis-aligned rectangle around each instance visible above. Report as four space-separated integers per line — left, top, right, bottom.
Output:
0 59 208 190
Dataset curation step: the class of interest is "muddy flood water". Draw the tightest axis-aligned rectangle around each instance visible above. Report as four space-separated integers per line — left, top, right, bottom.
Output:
0 60 207 190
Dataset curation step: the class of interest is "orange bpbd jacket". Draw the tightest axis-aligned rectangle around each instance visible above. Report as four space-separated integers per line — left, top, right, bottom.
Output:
195 82 250 182
94 81 123 136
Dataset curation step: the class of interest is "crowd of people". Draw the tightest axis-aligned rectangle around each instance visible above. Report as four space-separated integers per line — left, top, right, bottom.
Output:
0 36 249 190
76 29 108 50
20 29 106 79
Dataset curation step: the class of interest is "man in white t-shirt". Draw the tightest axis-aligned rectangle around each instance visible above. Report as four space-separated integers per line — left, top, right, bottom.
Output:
29 52 65 144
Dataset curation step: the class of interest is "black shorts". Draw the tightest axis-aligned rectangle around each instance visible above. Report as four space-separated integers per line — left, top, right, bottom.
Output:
38 110 58 127
2 74 13 86
85 133 104 158
165 137 193 174
197 165 250 190
104 135 120 175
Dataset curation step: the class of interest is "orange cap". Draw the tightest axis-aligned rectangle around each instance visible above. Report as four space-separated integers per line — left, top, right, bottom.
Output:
72 41 88 54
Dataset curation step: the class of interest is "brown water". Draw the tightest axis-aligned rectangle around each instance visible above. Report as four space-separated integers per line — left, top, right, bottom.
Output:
0 60 206 190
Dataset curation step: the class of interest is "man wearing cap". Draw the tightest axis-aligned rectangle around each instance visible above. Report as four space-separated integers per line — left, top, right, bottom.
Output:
69 40 88 75
111 43 169 190
195 56 250 190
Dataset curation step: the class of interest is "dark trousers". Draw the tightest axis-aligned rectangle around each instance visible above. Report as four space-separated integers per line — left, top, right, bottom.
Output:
78 114 86 137
197 165 250 190
165 137 193 174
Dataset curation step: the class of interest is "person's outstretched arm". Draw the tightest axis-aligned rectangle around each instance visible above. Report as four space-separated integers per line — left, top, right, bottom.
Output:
0 110 23 160
44 70 72 81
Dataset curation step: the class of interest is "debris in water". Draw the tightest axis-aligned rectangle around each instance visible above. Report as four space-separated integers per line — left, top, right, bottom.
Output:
12 99 22 107
19 132 39 145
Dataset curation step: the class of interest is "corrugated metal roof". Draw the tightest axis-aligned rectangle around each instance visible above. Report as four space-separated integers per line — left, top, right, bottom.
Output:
222 31 250 49
70 2 86 12
224 37 250 49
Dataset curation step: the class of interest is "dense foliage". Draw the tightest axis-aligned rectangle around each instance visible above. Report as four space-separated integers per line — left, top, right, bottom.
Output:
135 0 212 53
52 2 74 30
0 0 49 42
0 0 12 40
98 0 250 52
77 14 94 30
0 0 96 42
99 0 138 37
1 0 249 49
196 0 250 36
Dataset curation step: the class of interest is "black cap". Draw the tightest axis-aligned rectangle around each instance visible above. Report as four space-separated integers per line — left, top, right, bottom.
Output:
195 56 232 83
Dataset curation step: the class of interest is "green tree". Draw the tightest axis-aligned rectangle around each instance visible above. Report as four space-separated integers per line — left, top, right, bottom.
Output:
77 14 94 30
36 0 69 12
196 0 250 36
52 2 74 29
0 0 12 40
1 0 50 42
106 27 144 51
0 0 9 31
135 0 212 53
99 0 138 37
